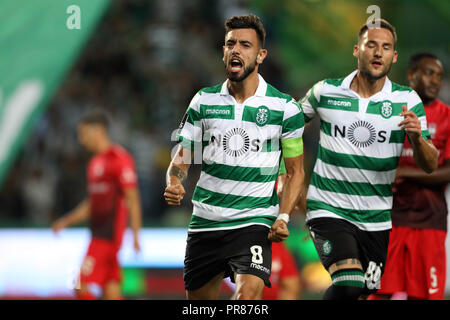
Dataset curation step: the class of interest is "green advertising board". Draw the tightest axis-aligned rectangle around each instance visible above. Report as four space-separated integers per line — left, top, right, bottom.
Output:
0 0 110 187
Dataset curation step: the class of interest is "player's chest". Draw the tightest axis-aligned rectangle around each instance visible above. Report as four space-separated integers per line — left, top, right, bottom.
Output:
317 97 405 146
200 102 283 139
87 158 115 183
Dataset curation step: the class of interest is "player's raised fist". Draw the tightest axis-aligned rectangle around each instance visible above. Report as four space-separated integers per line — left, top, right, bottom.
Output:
164 184 186 206
268 219 289 242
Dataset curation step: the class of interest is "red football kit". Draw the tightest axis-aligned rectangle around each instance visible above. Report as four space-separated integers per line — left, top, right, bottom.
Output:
262 242 299 300
376 99 450 299
79 145 137 287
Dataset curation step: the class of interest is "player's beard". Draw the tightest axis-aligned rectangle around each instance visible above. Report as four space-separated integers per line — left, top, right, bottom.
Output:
360 58 393 82
225 58 257 82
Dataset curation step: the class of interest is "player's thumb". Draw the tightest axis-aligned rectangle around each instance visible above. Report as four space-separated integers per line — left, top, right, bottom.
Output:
166 185 179 194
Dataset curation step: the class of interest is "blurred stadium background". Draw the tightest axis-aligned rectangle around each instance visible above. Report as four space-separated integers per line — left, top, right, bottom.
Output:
0 0 449 299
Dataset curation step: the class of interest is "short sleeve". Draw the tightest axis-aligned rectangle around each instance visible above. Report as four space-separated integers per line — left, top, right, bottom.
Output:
117 155 138 190
299 80 323 123
177 92 203 150
408 90 430 140
281 99 304 140
281 99 304 158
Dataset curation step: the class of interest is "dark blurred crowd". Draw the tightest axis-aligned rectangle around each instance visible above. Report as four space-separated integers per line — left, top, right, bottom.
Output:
0 0 270 227
2 0 447 228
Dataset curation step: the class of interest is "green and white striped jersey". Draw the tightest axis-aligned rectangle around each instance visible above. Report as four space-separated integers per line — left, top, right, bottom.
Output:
301 70 430 232
178 74 304 232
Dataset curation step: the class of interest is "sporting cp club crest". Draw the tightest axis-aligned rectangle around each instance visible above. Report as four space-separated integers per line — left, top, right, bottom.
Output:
255 106 270 126
380 101 393 119
322 240 332 255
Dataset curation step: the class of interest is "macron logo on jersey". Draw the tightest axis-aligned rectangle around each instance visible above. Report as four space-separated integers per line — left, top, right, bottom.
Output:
327 99 352 108
205 109 231 116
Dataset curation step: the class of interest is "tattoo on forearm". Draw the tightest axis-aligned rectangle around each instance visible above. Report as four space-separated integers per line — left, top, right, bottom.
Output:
169 166 187 182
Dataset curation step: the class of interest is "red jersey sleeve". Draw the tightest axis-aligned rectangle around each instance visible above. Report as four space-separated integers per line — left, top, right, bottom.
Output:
116 154 138 190
278 243 299 278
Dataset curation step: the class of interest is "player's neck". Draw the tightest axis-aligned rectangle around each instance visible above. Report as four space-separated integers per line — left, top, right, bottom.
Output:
351 71 386 98
227 71 259 104
421 97 435 107
95 139 111 154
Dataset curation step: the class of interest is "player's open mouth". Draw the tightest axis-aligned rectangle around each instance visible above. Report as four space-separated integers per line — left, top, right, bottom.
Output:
371 61 382 68
230 58 243 72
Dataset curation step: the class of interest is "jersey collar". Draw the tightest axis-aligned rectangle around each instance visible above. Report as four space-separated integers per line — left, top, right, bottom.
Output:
220 73 267 97
342 69 392 96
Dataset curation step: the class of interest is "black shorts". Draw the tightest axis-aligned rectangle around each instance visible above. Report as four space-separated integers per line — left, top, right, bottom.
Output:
307 217 390 294
183 225 272 291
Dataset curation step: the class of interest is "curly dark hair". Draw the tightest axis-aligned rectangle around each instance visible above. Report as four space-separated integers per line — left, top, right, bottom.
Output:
225 14 266 48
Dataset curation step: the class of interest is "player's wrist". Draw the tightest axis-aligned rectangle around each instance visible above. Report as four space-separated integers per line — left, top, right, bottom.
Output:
276 213 290 224
166 179 182 188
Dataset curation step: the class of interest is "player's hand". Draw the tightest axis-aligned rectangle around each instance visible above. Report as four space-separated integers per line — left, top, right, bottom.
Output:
52 219 66 234
164 183 186 206
399 105 421 141
133 234 141 253
268 220 289 242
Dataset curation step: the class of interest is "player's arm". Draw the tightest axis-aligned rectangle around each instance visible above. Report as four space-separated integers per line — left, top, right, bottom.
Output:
277 173 286 198
278 157 306 214
52 198 90 233
277 158 286 198
279 152 305 217
124 187 142 251
164 145 192 206
269 139 305 242
269 96 306 242
408 136 437 174
397 159 450 185
399 103 438 173
117 157 142 252
291 81 323 213
278 157 307 213
165 92 202 205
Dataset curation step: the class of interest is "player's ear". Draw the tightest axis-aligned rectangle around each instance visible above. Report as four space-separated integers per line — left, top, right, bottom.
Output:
353 44 359 58
392 50 398 64
257 48 267 64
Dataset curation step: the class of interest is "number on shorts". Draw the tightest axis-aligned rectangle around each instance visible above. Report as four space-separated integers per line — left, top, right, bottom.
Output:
365 261 382 290
250 245 263 264
430 266 438 289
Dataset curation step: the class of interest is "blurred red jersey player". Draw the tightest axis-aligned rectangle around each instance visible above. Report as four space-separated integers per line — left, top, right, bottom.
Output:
52 109 142 300
369 53 450 300
262 241 300 300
